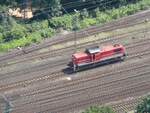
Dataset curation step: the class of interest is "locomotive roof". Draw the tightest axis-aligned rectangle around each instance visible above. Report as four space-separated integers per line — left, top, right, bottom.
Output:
86 46 100 54
73 44 123 59
86 45 118 53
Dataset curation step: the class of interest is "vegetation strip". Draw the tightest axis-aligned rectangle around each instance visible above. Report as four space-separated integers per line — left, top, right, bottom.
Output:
0 0 150 52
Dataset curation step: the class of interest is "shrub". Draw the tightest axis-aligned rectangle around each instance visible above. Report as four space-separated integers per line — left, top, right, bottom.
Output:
3 25 26 42
40 28 55 38
80 18 97 29
27 31 42 43
136 95 150 113
82 106 115 113
1 0 150 52
0 33 3 43
48 15 73 30
80 8 89 19
96 12 112 24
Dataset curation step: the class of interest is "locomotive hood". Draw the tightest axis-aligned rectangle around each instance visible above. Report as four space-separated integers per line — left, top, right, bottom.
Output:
72 52 89 59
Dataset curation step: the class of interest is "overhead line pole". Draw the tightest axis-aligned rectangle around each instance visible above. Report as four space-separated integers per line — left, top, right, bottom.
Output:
72 9 80 53
62 7 80 53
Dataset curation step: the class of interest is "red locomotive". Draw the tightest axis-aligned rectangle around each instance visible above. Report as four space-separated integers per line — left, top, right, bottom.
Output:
70 44 126 72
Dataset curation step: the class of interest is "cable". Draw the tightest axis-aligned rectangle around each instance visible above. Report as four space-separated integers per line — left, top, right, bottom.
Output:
31 0 117 17
32 0 107 13
0 0 138 27
63 0 108 9
0 0 136 18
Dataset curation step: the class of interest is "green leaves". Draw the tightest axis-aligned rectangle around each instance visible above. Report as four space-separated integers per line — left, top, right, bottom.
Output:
82 106 115 113
80 18 96 29
49 0 62 17
136 95 150 113
0 0 150 52
49 15 73 30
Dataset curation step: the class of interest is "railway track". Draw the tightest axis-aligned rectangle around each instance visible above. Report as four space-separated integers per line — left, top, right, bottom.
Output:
0 42 150 113
0 21 149 71
1 25 150 68
111 97 139 113
12 53 150 99
0 9 150 63
1 28 150 86
21 71 149 112
1 37 150 90
42 83 150 113
1 45 150 109
19 61 150 102
66 95 142 113
13 64 150 106
9 58 150 113
39 81 149 113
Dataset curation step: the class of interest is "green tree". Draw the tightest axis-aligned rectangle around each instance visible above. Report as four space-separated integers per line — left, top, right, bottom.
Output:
80 8 89 20
82 106 116 113
48 0 62 17
136 96 150 113
32 0 62 19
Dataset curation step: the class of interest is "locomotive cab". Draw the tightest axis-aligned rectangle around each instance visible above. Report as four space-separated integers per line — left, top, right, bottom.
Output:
85 46 101 54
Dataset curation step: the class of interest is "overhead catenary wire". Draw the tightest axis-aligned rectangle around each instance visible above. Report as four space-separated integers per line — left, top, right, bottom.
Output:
0 0 139 16
0 0 137 45
32 0 114 14
63 0 111 9
0 0 115 15
27 0 117 19
0 0 135 39
0 0 134 20
0 0 114 21
27 0 116 33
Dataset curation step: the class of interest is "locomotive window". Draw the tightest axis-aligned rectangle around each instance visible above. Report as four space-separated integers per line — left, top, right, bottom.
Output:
114 48 122 52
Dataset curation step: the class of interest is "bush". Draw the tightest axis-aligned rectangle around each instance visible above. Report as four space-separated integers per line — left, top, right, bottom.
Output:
82 106 115 113
48 15 73 30
136 95 150 113
3 25 26 42
0 33 3 43
80 8 89 19
80 18 97 29
96 12 112 24
40 28 55 38
27 31 42 43
1 0 150 52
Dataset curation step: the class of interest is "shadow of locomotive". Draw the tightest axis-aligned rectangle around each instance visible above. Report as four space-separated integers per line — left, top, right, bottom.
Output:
62 57 124 75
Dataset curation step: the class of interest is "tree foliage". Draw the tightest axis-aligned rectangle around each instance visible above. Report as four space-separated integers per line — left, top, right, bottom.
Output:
0 0 142 15
136 96 150 113
82 106 115 113
0 0 150 52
